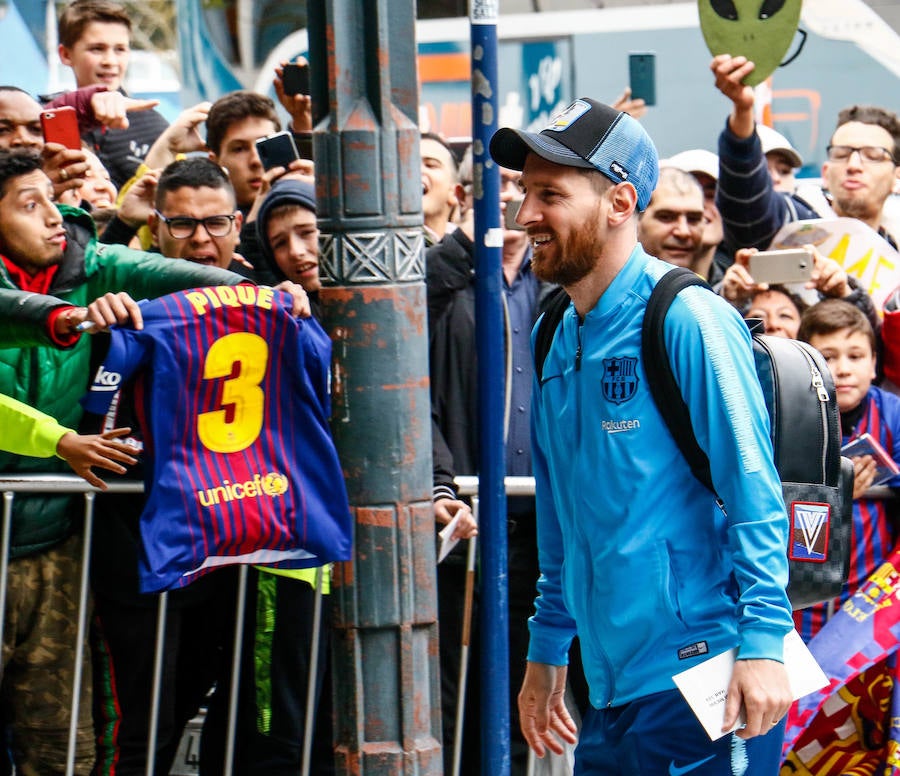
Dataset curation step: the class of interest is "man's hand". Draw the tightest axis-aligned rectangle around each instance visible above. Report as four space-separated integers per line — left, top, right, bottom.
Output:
434 498 478 540
710 55 756 139
143 102 211 170
721 248 766 305
244 159 315 224
518 662 578 757
723 658 792 739
85 292 145 331
807 246 851 299
90 91 159 130
56 427 138 490
609 87 647 120
41 143 89 200
272 281 312 318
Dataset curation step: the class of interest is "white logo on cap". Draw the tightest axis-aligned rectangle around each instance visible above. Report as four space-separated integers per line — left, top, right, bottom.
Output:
609 161 630 181
544 99 591 133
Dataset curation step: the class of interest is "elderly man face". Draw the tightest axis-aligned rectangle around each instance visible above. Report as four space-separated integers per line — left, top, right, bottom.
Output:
638 170 705 268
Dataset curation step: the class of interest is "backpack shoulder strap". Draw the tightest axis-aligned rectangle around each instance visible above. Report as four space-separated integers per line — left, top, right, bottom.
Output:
641 268 716 493
534 286 571 387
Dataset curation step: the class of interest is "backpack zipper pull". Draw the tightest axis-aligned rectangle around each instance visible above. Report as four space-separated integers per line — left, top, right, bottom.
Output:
810 365 830 402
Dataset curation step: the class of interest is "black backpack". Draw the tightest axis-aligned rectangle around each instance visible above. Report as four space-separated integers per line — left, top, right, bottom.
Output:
534 268 853 610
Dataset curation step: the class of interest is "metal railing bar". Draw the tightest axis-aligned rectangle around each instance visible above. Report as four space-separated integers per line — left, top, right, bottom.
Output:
224 565 248 775
66 492 95 776
301 566 324 776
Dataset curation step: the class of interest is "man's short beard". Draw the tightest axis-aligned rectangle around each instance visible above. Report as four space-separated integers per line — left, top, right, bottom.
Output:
531 204 603 287
833 193 878 222
533 246 596 286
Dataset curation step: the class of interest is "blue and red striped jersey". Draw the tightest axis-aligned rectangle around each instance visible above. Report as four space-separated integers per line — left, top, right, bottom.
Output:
82 285 352 593
795 385 900 640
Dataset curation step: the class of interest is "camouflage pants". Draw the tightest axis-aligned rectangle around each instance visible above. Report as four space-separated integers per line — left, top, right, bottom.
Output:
1 533 94 775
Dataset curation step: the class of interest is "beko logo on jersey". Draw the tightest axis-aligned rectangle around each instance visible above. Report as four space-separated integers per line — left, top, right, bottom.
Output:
197 472 289 507
601 419 640 434
90 366 122 391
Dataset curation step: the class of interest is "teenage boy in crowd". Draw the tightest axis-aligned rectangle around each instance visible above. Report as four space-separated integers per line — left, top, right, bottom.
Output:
56 0 169 188
788 299 900 774
489 98 793 774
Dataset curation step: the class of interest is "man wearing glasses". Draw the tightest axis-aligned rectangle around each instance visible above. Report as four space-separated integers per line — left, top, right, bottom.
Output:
710 54 900 254
148 157 254 277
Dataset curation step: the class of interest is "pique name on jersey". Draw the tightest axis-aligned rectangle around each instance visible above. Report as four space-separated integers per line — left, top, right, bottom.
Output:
184 285 275 317
197 471 290 507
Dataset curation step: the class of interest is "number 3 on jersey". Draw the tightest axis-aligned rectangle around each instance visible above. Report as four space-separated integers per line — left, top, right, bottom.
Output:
197 332 268 453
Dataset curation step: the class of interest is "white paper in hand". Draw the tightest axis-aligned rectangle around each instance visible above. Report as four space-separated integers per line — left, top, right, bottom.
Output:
437 514 461 563
672 630 828 740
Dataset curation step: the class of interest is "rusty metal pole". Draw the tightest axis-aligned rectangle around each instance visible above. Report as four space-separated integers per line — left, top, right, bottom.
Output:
307 3 442 776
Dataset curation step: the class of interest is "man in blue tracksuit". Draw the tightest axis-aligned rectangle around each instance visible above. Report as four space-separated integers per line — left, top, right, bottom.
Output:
489 99 794 775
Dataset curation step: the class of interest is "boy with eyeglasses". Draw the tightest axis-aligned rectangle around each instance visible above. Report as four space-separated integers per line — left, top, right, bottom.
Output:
710 54 900 258
146 157 257 278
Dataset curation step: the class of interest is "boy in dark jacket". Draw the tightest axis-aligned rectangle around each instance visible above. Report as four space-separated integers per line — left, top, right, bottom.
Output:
56 0 169 188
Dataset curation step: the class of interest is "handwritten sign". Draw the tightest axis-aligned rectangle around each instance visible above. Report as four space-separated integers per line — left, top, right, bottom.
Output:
771 218 900 314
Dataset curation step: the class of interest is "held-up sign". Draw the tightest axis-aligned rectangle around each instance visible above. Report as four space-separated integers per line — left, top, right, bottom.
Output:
770 217 900 315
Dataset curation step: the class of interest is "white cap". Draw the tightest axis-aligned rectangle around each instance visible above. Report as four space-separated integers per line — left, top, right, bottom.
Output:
661 149 719 181
756 124 803 169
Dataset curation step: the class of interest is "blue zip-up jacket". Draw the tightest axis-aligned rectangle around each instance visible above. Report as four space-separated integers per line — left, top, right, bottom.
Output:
529 245 793 709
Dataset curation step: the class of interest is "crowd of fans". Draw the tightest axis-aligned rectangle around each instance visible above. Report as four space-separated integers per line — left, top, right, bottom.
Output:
1 0 899 774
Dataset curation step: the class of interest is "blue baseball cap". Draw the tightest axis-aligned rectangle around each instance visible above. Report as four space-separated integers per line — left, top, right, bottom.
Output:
489 98 659 211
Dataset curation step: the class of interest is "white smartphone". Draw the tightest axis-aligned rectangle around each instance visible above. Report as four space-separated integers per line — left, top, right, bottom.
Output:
749 249 813 285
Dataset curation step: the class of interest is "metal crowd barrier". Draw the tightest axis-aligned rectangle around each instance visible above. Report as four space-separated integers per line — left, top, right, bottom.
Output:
0 474 324 776
0 474 895 776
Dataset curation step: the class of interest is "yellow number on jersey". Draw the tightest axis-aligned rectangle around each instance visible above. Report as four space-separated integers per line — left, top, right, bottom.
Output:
197 332 268 453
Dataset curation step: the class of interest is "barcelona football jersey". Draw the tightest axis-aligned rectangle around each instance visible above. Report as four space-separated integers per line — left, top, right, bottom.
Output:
82 285 352 593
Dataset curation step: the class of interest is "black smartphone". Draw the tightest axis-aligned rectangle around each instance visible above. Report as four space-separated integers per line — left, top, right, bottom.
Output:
282 63 310 97
255 131 300 171
628 52 656 106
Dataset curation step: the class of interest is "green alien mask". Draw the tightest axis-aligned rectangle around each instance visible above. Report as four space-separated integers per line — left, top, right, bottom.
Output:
699 0 802 86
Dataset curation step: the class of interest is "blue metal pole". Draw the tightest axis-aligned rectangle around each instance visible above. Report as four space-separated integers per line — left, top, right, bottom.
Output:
470 4 510 776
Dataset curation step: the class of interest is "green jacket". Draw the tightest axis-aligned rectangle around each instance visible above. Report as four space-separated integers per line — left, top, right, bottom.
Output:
0 205 245 557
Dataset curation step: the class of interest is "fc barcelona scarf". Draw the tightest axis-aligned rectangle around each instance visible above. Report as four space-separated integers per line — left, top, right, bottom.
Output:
782 548 900 774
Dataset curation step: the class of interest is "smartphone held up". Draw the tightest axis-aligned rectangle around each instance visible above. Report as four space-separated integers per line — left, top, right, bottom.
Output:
41 107 81 150
748 249 814 286
628 52 656 106
282 63 310 97
255 131 300 171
